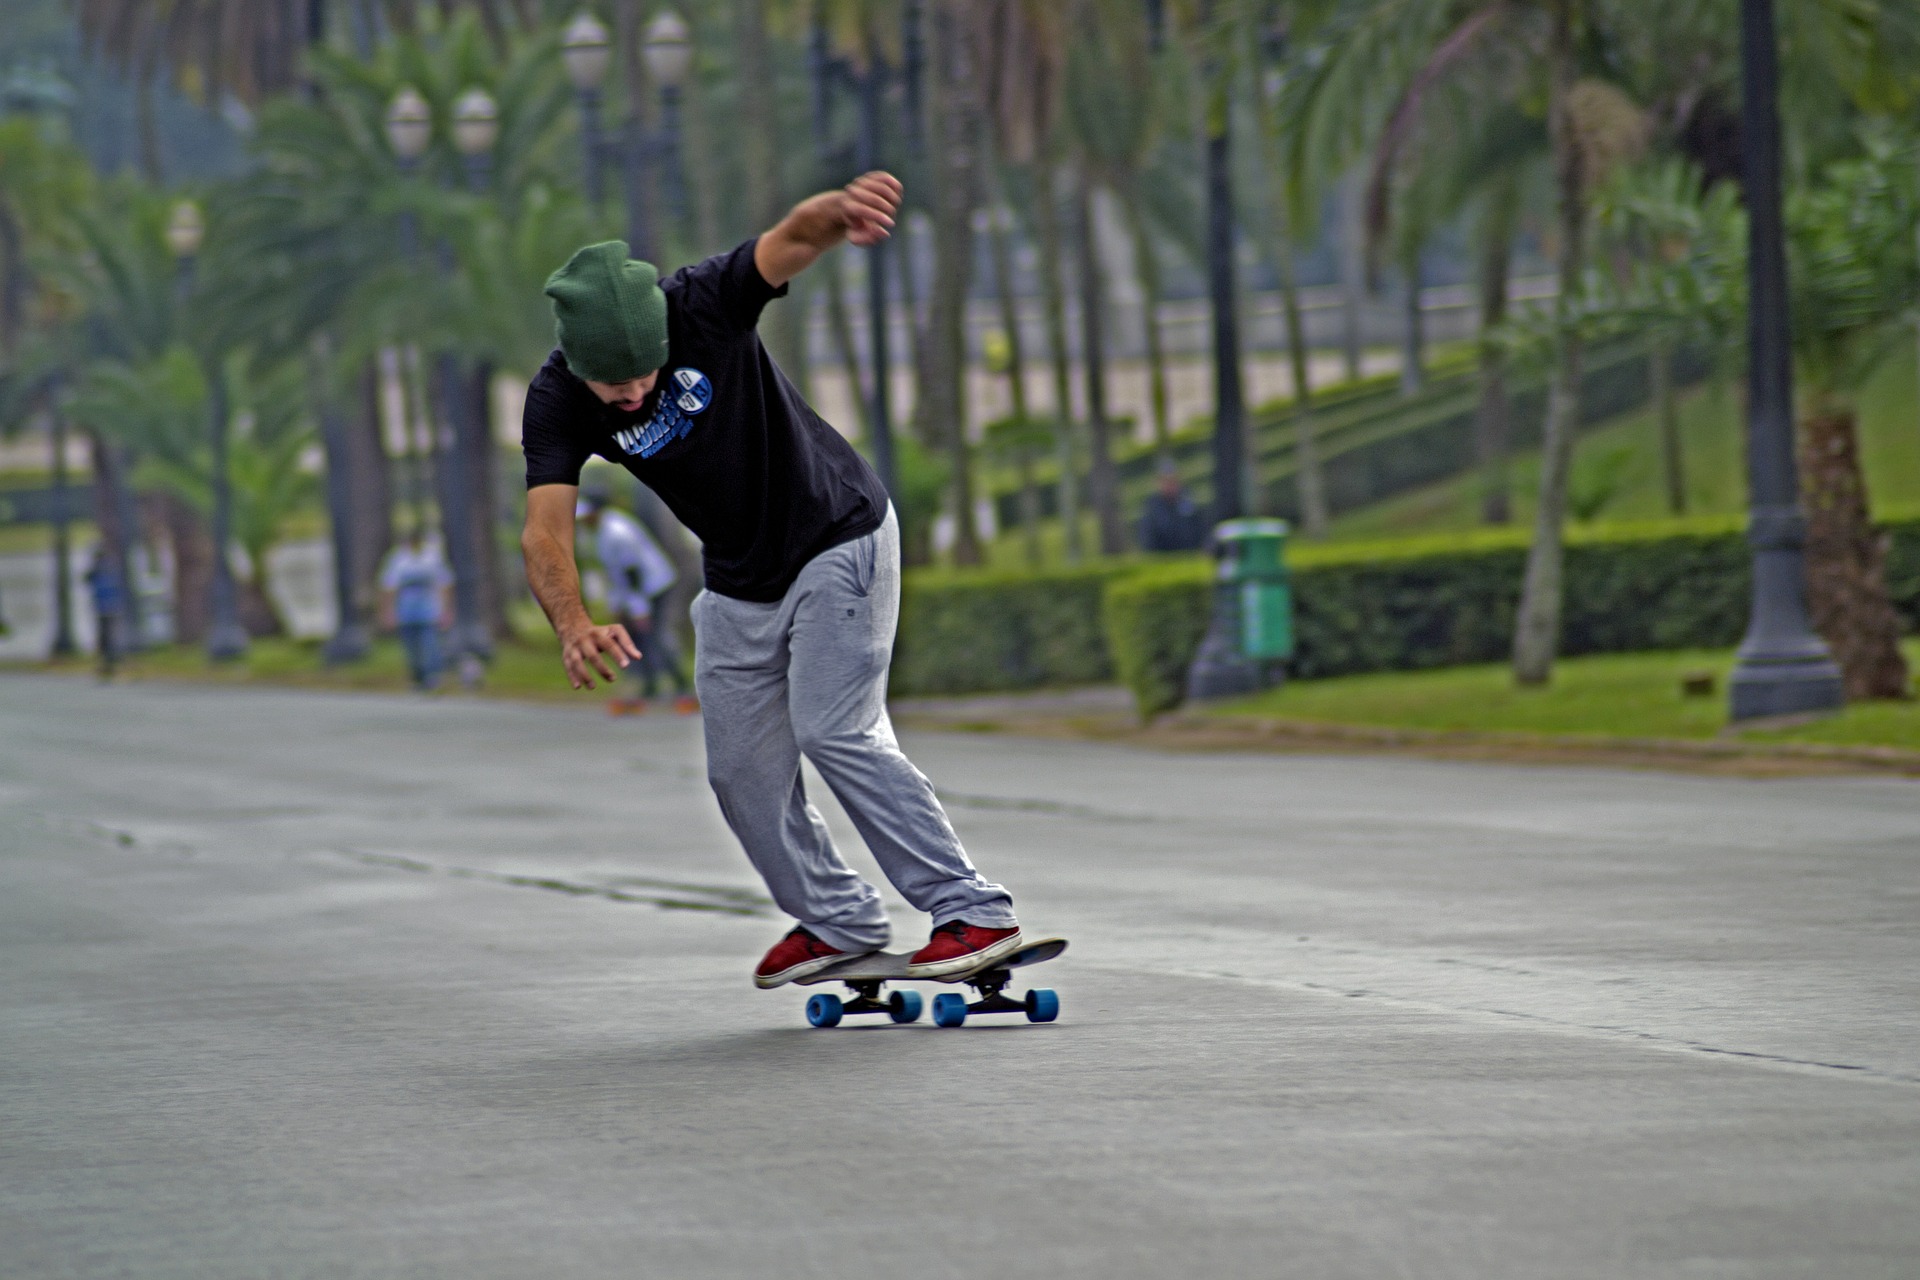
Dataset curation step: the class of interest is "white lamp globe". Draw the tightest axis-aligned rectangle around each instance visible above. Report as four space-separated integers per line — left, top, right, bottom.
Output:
384 86 433 161
561 11 612 92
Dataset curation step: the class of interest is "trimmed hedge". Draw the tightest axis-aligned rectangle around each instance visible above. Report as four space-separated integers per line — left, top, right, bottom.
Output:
1096 516 1920 717
1101 561 1215 718
898 516 1920 717
890 564 1133 696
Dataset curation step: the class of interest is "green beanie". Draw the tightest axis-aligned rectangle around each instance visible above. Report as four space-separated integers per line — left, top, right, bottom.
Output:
543 241 669 383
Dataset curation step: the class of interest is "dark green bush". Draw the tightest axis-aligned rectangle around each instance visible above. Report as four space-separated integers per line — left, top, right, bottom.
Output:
1101 560 1215 719
898 517 1920 716
891 564 1131 696
1096 516 1920 717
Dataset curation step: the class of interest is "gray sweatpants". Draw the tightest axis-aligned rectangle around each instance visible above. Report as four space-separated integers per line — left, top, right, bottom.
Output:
692 506 1017 953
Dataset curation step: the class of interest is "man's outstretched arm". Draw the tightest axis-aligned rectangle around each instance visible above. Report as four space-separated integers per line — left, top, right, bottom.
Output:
522 484 642 690
753 171 902 288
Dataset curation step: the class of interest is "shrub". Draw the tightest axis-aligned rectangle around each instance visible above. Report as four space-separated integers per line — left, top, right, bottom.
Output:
1101 560 1215 719
891 563 1132 696
1097 515 1919 718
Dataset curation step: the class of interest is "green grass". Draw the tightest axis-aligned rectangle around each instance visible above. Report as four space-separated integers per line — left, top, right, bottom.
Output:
1207 642 1920 751
70 632 645 707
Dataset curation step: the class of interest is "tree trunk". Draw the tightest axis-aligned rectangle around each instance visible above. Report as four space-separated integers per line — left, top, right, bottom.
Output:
678 67 722 255
1034 157 1081 562
1511 0 1585 687
1276 232 1328 537
925 0 983 565
1338 168 1366 382
1476 185 1514 524
1119 186 1171 454
0 209 23 358
348 360 395 627
1652 339 1685 515
736 0 805 386
155 490 213 646
1398 242 1425 397
238 566 286 638
1074 176 1125 555
48 405 76 656
466 362 509 640
1798 402 1909 699
986 165 1042 567
825 254 871 441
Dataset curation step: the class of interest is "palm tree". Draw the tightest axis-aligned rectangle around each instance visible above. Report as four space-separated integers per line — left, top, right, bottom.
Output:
1282 0 1618 684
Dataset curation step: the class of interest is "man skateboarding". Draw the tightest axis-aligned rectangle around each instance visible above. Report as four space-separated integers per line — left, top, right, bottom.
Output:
519 172 1022 988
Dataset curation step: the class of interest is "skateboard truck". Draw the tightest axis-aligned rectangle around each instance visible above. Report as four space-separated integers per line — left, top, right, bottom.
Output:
804 980 923 1028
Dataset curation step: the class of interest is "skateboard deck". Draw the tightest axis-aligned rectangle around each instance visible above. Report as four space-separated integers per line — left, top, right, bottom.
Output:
790 936 1068 1029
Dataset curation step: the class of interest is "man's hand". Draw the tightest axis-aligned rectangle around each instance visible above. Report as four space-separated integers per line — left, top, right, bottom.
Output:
836 171 901 247
755 172 903 286
558 622 643 691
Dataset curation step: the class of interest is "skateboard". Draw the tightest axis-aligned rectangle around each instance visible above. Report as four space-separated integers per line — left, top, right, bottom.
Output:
790 937 1068 1028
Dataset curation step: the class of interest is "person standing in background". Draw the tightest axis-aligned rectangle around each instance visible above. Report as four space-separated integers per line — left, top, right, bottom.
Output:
577 488 696 715
379 529 453 691
84 547 122 680
1138 463 1209 552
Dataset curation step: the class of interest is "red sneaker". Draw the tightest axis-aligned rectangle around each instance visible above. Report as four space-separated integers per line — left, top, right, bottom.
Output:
905 921 1024 980
754 926 860 989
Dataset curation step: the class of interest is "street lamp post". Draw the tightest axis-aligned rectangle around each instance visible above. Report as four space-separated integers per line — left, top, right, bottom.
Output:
1186 9 1266 702
1726 0 1844 721
385 86 433 537
444 86 501 669
452 87 497 191
167 199 247 661
619 7 692 261
562 11 612 206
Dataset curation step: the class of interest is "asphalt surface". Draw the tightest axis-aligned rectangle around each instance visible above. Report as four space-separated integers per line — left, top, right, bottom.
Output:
4 674 1918 1279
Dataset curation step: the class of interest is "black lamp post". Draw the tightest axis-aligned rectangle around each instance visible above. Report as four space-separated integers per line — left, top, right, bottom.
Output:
562 11 612 207
385 86 432 537
1205 110 1247 524
622 9 692 261
167 198 247 661
444 86 501 669
1726 0 1843 720
1185 6 1266 702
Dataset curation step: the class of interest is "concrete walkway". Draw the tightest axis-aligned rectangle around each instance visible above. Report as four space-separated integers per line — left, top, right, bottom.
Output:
3 676 1917 1278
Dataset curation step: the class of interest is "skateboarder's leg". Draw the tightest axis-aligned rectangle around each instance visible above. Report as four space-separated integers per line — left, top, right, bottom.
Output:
786 508 1017 931
692 591 891 952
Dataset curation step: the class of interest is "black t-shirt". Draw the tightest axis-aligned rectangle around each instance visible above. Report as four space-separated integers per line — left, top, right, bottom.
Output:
521 238 887 602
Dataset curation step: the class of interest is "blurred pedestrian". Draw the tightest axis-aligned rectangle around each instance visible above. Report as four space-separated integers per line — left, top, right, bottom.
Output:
577 488 694 715
84 547 122 680
1138 462 1208 552
378 530 452 691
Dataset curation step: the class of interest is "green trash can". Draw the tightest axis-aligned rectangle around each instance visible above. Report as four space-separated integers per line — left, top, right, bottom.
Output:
1215 518 1293 661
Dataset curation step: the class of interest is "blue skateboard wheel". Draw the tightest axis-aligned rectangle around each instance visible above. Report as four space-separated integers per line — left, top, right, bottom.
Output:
1025 988 1060 1023
806 993 844 1028
931 992 968 1027
889 990 923 1024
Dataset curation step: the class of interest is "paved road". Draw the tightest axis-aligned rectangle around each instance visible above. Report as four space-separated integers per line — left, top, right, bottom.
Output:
4 676 1918 1279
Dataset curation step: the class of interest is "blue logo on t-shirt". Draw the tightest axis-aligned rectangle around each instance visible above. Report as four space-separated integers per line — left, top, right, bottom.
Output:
670 368 712 415
612 368 712 459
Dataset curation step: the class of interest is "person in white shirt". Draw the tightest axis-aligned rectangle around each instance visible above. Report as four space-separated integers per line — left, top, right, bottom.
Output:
577 490 695 714
378 530 453 691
